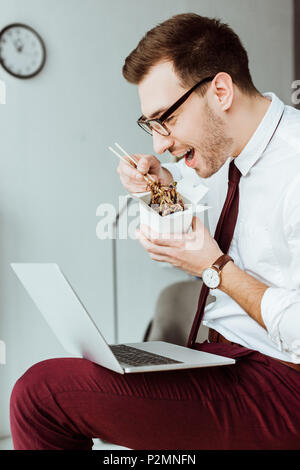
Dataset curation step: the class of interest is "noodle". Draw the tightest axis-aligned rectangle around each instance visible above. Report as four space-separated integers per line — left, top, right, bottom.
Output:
147 181 184 217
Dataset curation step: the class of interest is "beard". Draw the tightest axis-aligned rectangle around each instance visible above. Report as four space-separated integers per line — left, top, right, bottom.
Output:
194 102 234 178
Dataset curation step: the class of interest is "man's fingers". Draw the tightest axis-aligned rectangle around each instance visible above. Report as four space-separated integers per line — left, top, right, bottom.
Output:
136 156 151 173
119 175 148 192
139 224 185 248
192 216 204 232
136 229 172 255
148 174 159 183
118 160 140 180
118 155 156 183
117 153 162 195
149 253 171 263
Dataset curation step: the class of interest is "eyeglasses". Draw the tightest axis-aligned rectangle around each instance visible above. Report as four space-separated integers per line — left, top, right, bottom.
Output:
137 76 214 136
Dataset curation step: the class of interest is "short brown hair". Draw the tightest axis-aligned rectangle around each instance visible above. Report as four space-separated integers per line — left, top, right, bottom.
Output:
123 13 258 96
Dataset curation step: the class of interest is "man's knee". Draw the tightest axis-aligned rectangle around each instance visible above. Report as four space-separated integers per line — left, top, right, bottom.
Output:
10 358 67 414
9 358 97 450
9 357 109 414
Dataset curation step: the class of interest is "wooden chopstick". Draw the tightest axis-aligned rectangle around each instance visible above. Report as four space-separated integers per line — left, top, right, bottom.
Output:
114 142 139 168
108 143 155 183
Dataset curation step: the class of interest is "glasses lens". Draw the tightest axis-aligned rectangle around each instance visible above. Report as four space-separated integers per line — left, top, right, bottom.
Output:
138 120 170 136
138 121 153 135
148 121 169 136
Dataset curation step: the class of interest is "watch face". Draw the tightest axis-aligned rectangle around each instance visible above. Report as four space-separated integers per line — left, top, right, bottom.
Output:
0 24 46 78
202 267 220 289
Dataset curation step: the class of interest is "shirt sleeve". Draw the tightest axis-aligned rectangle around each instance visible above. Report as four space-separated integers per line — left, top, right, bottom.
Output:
261 175 300 363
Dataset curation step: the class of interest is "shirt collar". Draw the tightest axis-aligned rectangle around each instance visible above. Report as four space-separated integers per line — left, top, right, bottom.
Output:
233 92 285 177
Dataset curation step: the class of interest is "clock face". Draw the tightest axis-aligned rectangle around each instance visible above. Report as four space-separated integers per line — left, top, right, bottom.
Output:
202 267 220 289
0 23 46 78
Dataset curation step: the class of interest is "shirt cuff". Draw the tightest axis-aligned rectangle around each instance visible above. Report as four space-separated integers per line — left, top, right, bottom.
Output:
261 287 289 349
279 308 300 362
261 286 300 361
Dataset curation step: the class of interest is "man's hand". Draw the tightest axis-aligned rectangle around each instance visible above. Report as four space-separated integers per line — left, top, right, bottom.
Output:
117 153 173 193
137 215 269 329
136 216 223 276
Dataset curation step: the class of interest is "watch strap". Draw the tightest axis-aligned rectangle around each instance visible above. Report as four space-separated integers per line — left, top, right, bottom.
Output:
212 254 234 272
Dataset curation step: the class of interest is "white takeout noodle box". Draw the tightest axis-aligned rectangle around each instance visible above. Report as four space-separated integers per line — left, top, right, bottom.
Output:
129 177 210 234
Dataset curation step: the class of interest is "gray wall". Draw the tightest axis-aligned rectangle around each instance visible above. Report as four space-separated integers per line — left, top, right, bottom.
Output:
0 0 294 437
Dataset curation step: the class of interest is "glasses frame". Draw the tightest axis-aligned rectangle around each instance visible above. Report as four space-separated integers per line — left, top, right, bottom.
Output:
137 76 215 136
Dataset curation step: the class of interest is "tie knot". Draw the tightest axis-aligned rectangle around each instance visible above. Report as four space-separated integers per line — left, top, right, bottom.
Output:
229 160 241 184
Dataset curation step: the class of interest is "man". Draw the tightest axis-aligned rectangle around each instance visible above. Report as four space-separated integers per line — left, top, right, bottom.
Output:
10 13 300 450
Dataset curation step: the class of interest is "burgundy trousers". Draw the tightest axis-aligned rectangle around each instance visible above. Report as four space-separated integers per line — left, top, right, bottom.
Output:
9 341 300 450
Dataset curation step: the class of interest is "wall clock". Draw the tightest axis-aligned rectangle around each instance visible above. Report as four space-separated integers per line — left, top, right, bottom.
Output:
0 23 46 79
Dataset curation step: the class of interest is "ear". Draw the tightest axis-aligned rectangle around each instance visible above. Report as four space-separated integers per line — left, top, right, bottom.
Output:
210 72 234 111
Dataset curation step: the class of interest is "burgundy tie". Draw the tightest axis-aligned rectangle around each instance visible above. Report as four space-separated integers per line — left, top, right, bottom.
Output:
186 160 242 349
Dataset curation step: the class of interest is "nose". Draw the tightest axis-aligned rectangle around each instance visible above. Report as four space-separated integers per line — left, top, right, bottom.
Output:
152 130 173 155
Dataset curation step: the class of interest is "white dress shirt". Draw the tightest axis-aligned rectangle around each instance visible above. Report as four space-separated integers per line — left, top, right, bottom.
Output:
163 92 300 363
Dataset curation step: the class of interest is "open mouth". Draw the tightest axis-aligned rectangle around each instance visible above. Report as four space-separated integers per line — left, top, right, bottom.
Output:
184 148 196 167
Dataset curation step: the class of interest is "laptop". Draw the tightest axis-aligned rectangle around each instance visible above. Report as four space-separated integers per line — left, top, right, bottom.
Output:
11 263 235 374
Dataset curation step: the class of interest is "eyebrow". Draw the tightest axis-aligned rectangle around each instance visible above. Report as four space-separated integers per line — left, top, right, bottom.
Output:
142 107 168 120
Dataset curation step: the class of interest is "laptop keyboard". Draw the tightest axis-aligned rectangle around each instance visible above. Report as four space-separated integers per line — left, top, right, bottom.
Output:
109 344 183 367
